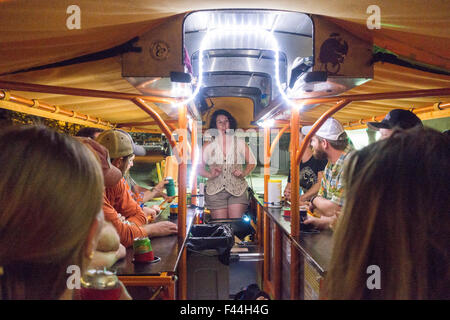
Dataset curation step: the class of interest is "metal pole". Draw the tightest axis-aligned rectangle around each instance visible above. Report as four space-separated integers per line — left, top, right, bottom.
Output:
177 104 188 300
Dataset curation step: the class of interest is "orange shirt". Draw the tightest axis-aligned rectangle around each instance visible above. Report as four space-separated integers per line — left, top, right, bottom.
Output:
103 178 152 247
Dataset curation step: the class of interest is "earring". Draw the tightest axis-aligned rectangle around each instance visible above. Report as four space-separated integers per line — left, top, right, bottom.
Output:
88 251 94 260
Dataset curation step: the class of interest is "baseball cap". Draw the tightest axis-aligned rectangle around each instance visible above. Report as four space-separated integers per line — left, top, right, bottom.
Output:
77 137 122 188
301 117 346 141
96 129 134 159
116 129 146 156
367 109 422 131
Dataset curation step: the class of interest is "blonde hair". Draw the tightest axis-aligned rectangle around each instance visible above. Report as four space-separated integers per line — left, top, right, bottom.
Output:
325 127 450 299
0 125 104 299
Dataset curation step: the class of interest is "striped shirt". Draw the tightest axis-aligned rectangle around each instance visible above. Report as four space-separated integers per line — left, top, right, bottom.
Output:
318 145 353 206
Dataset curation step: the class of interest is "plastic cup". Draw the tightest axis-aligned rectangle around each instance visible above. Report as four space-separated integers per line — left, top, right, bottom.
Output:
300 205 308 222
134 250 155 262
133 237 155 262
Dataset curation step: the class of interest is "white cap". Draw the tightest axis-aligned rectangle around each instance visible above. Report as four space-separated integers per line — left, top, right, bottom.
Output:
301 118 345 141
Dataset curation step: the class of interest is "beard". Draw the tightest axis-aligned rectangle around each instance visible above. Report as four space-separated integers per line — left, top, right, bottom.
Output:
313 147 328 160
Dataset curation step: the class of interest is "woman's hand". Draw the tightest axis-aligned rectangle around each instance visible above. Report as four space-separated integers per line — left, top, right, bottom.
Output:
232 169 245 178
209 167 222 178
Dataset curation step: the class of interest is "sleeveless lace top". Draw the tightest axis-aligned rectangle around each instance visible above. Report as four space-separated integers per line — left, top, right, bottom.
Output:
204 135 248 196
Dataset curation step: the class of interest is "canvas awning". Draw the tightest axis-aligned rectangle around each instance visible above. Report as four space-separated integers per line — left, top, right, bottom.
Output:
0 0 449 131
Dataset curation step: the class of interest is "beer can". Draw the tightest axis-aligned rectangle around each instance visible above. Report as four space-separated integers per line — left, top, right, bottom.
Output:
80 269 121 300
133 237 154 262
165 177 176 196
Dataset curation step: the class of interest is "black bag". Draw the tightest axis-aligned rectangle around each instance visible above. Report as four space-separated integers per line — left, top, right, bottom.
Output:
186 224 235 265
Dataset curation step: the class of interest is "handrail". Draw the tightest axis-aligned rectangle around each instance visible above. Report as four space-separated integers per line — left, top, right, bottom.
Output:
0 80 177 105
0 90 112 128
293 88 450 105
269 123 290 157
344 102 450 129
132 98 177 149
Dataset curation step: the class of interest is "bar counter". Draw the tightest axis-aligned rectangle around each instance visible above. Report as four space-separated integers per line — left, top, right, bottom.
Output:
113 205 198 275
250 189 333 299
111 204 199 299
265 206 333 274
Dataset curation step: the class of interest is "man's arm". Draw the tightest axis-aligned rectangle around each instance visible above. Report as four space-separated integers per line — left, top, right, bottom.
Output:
142 221 178 238
303 215 337 230
133 180 168 203
103 193 147 247
310 195 341 217
112 180 148 226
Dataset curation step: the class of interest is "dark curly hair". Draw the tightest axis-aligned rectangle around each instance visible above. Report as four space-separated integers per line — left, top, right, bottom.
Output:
208 109 237 130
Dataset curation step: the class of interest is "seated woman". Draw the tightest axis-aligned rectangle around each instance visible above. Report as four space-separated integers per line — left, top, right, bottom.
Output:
0 125 129 299
324 127 449 299
198 109 256 220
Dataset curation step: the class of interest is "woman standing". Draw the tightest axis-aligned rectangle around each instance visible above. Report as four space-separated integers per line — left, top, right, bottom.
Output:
199 109 256 220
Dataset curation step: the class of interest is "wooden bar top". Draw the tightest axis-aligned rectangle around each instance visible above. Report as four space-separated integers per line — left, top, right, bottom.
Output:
112 205 198 276
251 190 333 274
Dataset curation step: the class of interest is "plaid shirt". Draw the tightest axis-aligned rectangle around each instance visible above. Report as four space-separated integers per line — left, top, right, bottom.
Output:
318 145 353 206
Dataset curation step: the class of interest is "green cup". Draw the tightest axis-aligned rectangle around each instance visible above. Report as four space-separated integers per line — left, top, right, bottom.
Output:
165 177 176 196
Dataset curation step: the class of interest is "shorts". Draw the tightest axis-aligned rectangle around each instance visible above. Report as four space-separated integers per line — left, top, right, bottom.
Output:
205 189 249 210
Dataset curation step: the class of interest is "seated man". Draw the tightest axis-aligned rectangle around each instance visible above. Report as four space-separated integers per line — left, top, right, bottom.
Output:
300 118 354 230
117 129 168 220
367 109 422 140
123 154 169 221
96 129 178 247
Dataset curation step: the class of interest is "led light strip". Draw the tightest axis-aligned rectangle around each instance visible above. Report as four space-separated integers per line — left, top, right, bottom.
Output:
172 24 300 109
